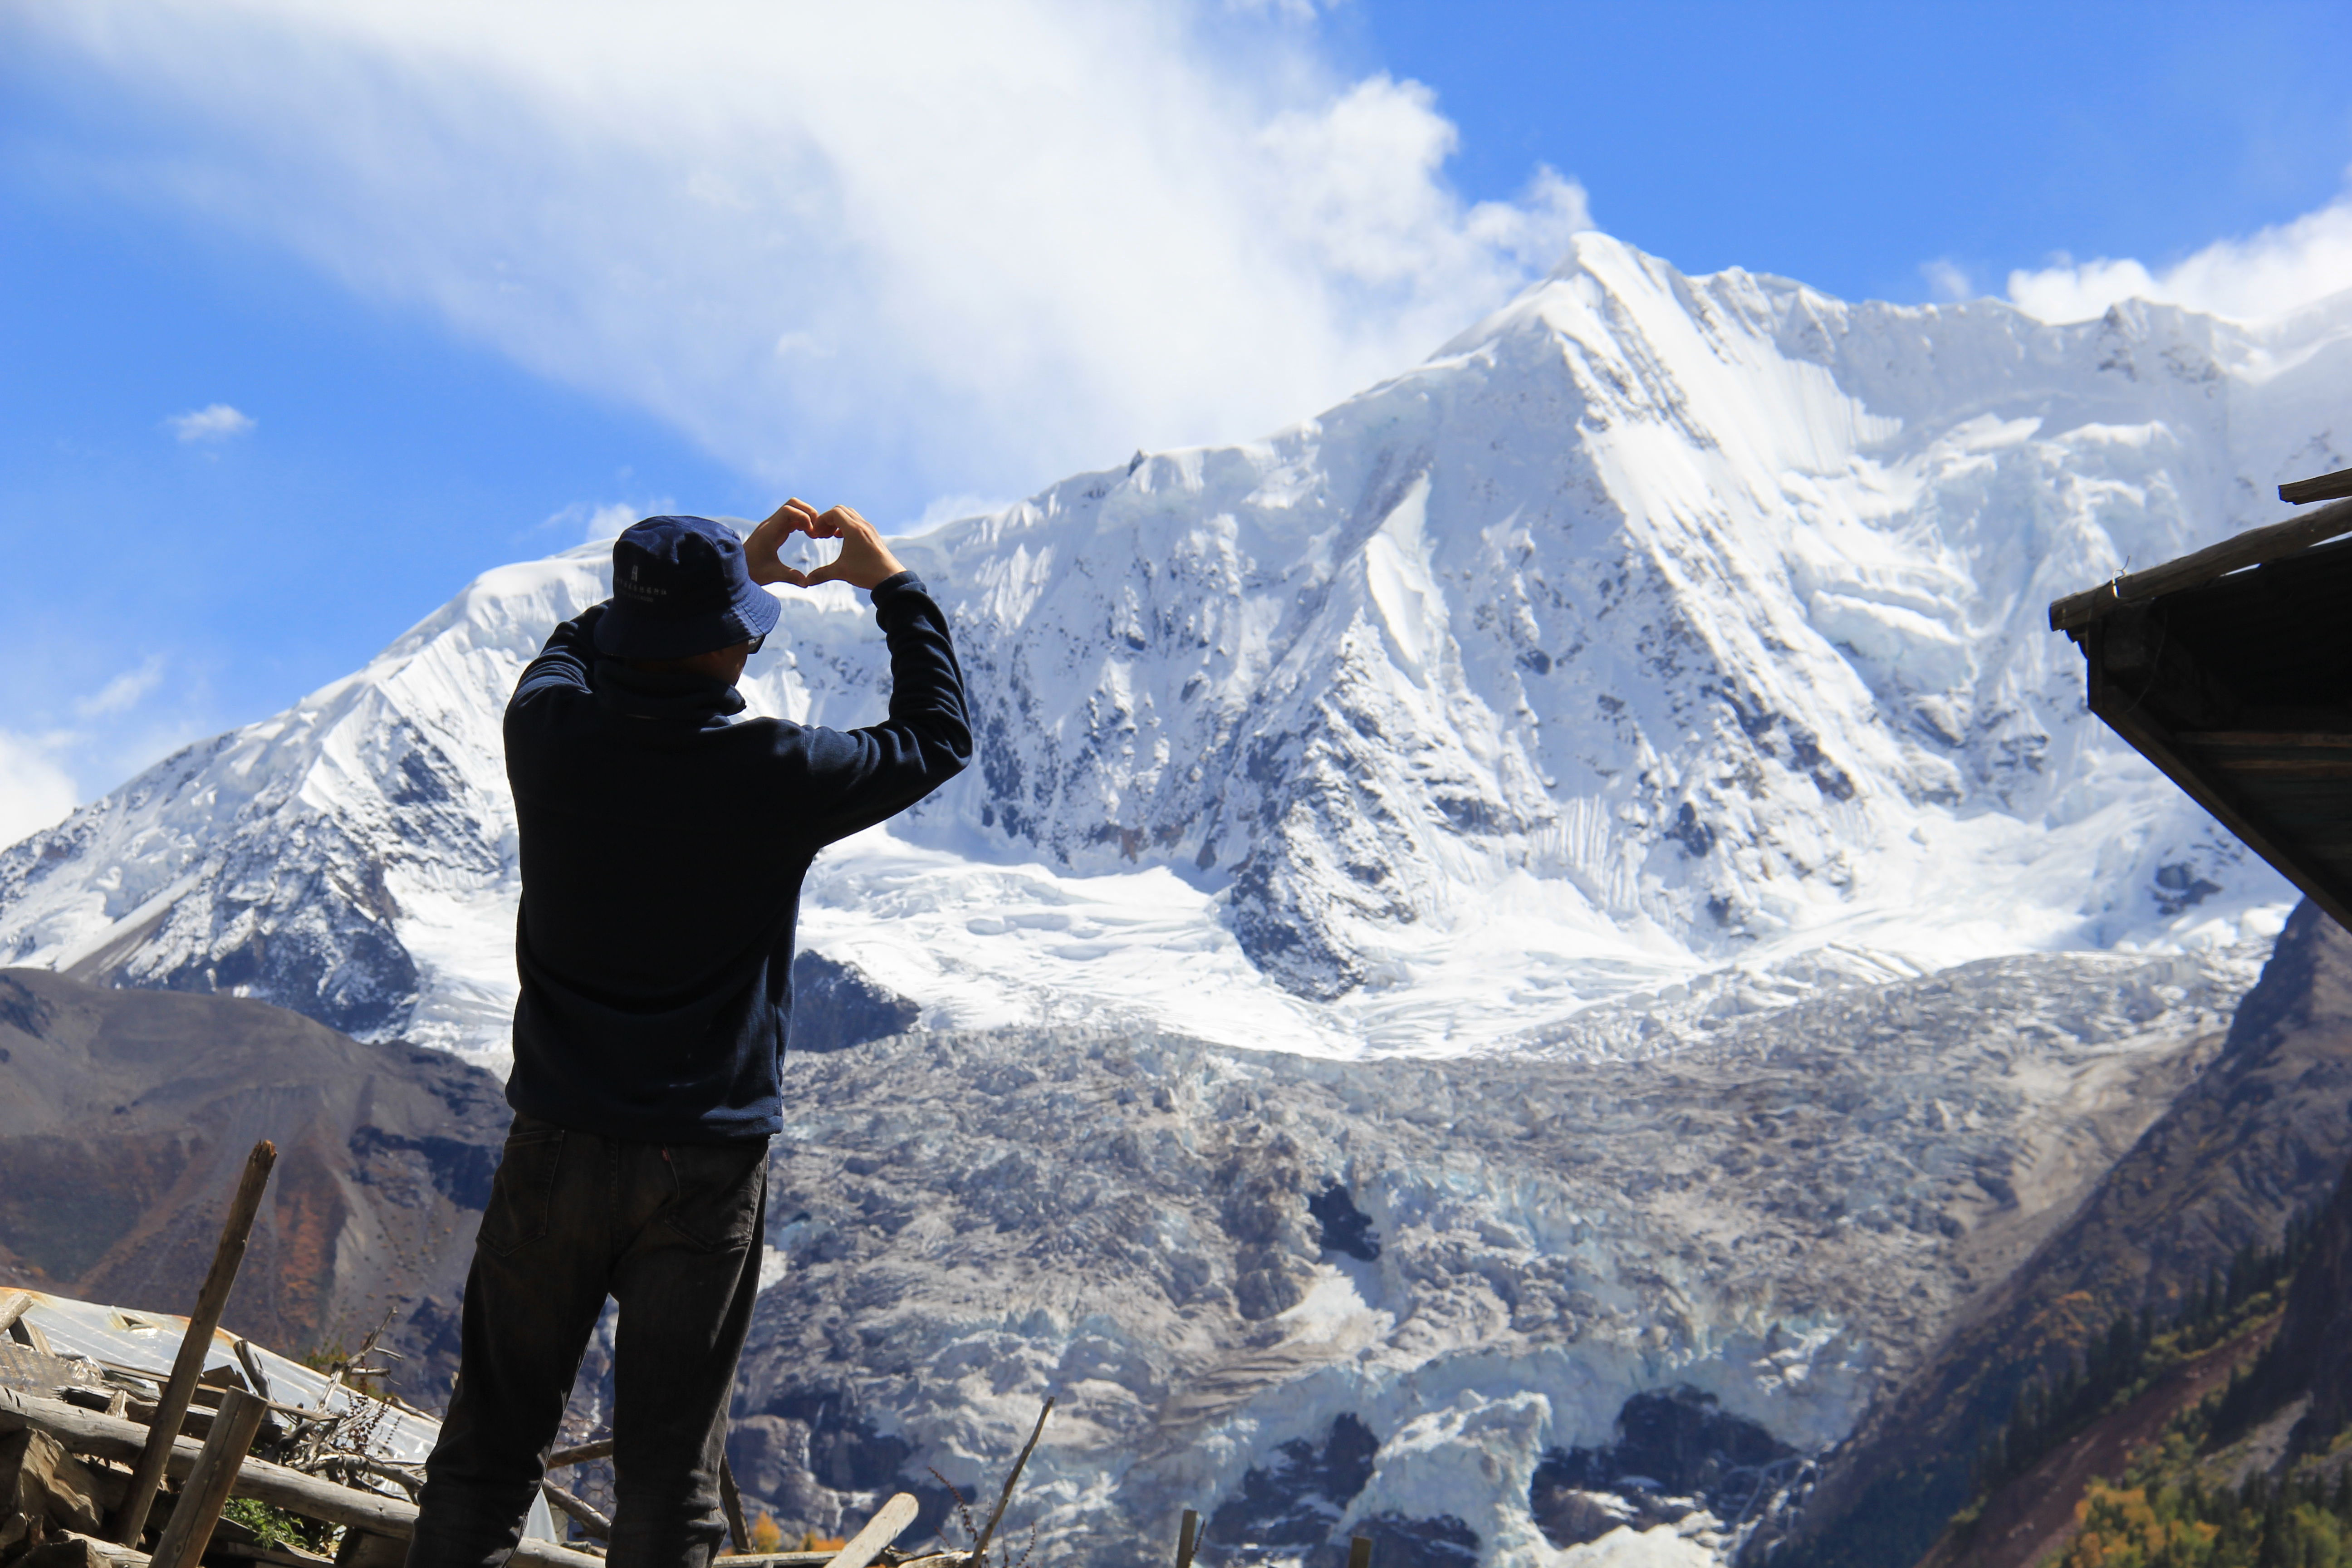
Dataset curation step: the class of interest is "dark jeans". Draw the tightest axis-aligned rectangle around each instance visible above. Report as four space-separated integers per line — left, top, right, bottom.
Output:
407 1113 769 1568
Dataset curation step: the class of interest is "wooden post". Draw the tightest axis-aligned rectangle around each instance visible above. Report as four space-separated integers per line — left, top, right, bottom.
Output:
719 1455 752 1553
965 1396 1052 1568
111 1138 276 1544
1347 1536 1372 1568
1174 1507 1200 1568
145 1386 267 1568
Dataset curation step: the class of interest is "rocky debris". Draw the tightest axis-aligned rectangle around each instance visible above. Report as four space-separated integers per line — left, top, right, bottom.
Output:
701 943 2243 1565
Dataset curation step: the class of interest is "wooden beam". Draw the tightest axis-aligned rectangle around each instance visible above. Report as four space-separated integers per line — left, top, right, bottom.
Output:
2282 466 2352 505
0 1388 601 1568
2048 495 2352 631
148 1387 269 1568
822 1492 919 1568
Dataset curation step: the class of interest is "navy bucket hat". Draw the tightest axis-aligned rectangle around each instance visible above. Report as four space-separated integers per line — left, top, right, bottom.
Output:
595 515 783 661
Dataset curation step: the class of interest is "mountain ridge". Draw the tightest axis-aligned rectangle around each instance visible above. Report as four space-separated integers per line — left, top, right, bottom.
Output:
0 231 2337 1064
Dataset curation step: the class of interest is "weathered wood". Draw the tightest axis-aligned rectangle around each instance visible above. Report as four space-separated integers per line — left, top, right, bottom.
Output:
2048 495 2352 631
0 1292 31 1338
540 1479 610 1541
546 1438 613 1468
3 1426 106 1542
1174 1506 1200 1568
147 1386 268 1568
0 1389 600 1567
2282 466 2352 506
965 1397 1051 1568
822 1491 920 1568
720 1455 752 1554
230 1340 273 1406
2208 758 2352 776
2180 731 2352 748
1347 1537 1373 1568
113 1138 276 1544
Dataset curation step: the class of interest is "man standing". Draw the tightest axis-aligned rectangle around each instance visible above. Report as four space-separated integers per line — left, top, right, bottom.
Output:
408 501 970 1566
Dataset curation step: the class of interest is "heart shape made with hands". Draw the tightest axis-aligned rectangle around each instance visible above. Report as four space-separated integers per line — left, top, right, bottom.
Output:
745 498 907 592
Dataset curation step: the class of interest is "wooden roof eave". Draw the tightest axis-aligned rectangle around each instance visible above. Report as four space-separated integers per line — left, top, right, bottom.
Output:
2049 494 2352 635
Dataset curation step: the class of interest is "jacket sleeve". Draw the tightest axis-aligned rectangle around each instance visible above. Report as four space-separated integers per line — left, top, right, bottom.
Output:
509 603 602 715
790 573 973 846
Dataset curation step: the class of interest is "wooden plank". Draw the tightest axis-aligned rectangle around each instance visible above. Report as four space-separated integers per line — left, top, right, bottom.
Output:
2282 466 2352 505
821 1492 919 1568
1175 1507 1200 1568
2048 495 2352 631
148 1387 269 1568
547 1438 613 1468
2207 759 2352 776
1348 1538 1374 1568
2179 732 2352 748
114 1139 276 1544
0 1389 601 1568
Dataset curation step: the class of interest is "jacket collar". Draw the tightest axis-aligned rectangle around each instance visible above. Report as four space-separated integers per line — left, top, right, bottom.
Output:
592 658 747 726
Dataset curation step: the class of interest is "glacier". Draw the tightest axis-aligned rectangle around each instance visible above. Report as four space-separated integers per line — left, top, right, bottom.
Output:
0 231 2333 1063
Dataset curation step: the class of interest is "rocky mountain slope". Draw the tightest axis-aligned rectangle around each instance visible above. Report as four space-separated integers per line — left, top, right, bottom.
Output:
1765 899 2352 1567
3 234 2345 1063
0 966 505 1398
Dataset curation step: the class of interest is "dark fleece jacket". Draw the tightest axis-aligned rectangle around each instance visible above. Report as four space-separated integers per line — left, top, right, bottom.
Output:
501 571 969 1142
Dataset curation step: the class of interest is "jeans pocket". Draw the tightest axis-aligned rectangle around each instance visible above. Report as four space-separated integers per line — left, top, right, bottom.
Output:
659 1141 769 1254
477 1123 566 1257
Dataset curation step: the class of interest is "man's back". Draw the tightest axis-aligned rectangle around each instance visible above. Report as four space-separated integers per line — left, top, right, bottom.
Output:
500 532 969 1142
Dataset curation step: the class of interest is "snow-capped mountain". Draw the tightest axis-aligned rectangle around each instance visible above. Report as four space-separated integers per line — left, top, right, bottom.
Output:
2 232 2342 1063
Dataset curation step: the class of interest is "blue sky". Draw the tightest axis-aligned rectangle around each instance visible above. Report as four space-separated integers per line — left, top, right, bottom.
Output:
3 0 2351 841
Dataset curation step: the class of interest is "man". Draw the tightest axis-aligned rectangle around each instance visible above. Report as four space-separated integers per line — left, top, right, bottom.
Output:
408 501 970 1566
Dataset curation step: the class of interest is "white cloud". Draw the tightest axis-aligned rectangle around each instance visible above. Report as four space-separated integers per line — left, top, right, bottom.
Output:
0 731 76 850
76 654 165 717
546 499 671 543
165 402 255 441
2009 190 2352 324
1920 258 1975 302
18 1 1588 510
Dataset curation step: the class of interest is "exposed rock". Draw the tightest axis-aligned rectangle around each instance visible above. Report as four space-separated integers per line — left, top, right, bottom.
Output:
788 952 921 1055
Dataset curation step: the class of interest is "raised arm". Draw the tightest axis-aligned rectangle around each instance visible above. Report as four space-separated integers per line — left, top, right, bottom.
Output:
745 500 971 847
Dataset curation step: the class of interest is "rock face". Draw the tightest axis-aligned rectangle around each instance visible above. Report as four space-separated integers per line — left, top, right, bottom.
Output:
1769 898 2352 1568
719 945 2243 1564
0 232 2334 1063
0 967 506 1402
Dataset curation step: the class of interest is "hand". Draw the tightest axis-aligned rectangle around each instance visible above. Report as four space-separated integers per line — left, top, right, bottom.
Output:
745 498 906 591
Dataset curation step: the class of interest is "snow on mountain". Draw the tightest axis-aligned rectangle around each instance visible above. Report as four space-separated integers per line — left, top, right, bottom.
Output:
2 232 2343 1064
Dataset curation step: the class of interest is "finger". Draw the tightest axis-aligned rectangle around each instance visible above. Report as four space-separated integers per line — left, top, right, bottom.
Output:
803 558 847 586
781 497 822 537
777 566 810 588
